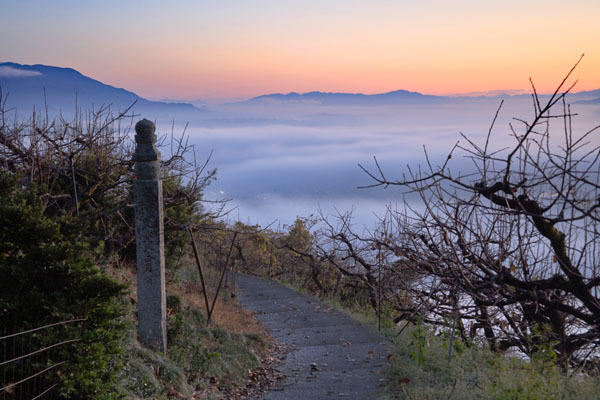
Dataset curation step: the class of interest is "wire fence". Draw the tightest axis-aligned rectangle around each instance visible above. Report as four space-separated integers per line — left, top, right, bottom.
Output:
0 318 86 400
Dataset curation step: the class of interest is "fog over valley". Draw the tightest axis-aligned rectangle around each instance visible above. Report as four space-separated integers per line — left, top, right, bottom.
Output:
166 99 600 228
2 62 600 228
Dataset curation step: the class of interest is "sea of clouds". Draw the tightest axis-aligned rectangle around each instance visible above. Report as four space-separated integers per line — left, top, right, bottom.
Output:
152 97 600 230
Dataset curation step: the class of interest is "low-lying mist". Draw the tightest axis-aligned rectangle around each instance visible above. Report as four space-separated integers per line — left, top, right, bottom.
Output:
151 97 600 229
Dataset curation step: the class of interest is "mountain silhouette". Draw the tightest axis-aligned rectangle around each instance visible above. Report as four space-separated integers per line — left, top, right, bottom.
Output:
0 62 201 118
1 62 597 116
234 89 450 106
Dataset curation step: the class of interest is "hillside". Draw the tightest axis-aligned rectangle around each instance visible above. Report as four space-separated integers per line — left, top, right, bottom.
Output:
0 62 202 118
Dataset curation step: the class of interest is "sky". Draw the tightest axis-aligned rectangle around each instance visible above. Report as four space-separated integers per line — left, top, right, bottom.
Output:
1 0 599 101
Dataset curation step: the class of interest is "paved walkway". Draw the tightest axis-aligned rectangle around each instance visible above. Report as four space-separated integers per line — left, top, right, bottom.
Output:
235 274 394 400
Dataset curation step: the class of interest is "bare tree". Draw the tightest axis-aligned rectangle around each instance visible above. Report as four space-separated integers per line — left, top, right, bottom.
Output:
359 56 600 369
0 95 217 261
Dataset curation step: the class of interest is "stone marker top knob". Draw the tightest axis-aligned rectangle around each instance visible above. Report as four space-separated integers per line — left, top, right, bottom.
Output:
135 119 157 144
133 119 161 176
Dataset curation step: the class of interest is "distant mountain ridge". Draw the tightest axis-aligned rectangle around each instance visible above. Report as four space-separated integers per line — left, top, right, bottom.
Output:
1 62 598 113
231 88 600 106
571 89 600 104
233 89 449 106
0 62 201 117
223 81 600 106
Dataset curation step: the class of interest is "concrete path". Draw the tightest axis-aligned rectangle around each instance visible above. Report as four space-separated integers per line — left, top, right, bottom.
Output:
235 274 394 400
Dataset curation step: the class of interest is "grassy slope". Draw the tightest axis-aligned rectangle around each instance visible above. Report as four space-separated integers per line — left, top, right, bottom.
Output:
107 261 279 400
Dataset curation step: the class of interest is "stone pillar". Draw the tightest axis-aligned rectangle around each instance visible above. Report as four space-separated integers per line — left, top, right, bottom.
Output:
133 119 167 354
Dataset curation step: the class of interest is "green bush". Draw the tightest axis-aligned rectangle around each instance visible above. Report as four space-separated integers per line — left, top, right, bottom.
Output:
0 172 127 399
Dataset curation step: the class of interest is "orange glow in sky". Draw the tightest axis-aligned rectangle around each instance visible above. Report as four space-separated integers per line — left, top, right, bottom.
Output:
1 0 599 100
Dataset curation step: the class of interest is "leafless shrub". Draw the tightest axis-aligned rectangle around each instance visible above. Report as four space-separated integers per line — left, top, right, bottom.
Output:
0 93 218 262
359 56 600 369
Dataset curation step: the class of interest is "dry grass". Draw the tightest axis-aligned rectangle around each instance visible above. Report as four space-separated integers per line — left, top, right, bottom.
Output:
106 258 266 337
167 282 267 337
105 258 281 399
